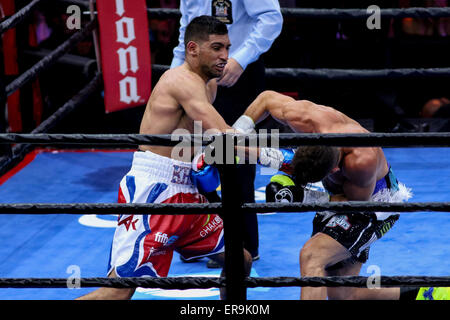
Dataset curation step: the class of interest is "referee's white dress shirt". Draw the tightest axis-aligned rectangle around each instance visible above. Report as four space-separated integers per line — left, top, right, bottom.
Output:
170 0 283 71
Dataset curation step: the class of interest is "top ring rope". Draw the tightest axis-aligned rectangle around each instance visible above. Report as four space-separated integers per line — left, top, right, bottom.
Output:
0 132 449 147
147 7 450 20
0 73 103 177
152 64 450 81
5 18 98 97
280 7 450 19
0 201 448 215
1 275 450 289
0 0 44 35
265 67 450 81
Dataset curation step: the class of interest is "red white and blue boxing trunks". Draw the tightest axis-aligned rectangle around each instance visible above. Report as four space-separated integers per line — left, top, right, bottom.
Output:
107 150 224 278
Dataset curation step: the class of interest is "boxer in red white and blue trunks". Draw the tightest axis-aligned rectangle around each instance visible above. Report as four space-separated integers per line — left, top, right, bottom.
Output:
78 16 253 300
108 150 225 279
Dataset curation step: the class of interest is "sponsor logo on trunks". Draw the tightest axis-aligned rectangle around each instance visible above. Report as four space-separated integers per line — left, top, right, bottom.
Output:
154 233 179 246
118 215 139 231
171 165 192 185
200 215 223 238
155 232 169 244
326 215 351 230
202 214 211 227
148 247 167 258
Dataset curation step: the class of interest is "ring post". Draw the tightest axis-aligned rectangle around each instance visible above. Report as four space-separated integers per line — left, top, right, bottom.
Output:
220 133 247 300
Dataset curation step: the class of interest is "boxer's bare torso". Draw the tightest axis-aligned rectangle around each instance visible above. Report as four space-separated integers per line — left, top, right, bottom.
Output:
138 33 232 160
139 65 217 159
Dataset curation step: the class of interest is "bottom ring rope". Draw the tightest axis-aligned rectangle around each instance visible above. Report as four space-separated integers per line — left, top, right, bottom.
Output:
1 276 449 289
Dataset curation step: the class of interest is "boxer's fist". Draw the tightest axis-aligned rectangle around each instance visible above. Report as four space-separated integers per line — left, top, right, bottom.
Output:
232 115 255 134
265 175 304 203
258 148 295 175
191 153 220 194
265 174 330 204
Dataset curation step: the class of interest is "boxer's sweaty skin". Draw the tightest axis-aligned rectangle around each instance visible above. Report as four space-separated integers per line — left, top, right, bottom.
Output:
139 34 233 160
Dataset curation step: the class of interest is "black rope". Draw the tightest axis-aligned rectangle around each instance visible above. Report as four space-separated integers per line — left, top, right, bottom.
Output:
0 133 190 147
266 67 450 81
280 7 450 19
245 276 450 288
31 73 103 135
5 18 97 97
269 132 450 147
147 7 450 20
0 202 448 215
152 64 450 81
0 133 212 146
0 73 103 177
58 0 89 8
0 132 449 147
0 0 44 35
0 277 224 289
0 202 222 215
1 275 449 289
147 8 181 20
244 202 450 214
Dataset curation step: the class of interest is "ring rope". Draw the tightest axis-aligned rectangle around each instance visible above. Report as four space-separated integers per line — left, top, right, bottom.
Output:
2 3 448 297
0 0 43 35
245 202 450 214
0 202 221 215
0 276 224 289
29 73 103 135
61 0 90 9
152 64 450 81
246 276 450 288
1 275 450 289
281 7 450 19
0 132 449 147
0 202 448 215
0 73 103 176
147 7 450 20
5 18 97 97
266 67 450 81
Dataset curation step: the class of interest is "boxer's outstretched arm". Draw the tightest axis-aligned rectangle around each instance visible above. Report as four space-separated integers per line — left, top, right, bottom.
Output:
243 90 296 124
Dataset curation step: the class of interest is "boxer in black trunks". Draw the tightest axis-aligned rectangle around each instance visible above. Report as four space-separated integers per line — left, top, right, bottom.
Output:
240 90 412 300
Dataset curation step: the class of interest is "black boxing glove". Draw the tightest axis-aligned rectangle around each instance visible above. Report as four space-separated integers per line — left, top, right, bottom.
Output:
265 175 303 203
265 174 330 203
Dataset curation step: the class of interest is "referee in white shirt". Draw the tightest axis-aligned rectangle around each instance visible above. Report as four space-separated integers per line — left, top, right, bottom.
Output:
171 0 283 266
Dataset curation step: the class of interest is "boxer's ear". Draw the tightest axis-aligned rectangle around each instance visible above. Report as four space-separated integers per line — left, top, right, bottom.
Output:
186 41 199 57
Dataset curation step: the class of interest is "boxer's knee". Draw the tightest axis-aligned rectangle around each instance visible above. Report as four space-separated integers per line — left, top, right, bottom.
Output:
300 243 327 277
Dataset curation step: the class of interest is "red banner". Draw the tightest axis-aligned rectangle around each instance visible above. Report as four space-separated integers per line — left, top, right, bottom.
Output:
96 0 151 113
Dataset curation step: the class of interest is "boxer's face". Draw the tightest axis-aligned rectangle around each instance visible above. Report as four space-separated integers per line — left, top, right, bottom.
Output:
198 34 230 79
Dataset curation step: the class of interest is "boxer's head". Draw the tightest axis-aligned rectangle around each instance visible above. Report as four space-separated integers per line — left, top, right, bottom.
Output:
291 146 341 186
184 15 230 79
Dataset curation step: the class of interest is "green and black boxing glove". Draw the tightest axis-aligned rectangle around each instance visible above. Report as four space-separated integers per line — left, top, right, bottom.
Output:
265 175 304 203
265 174 330 204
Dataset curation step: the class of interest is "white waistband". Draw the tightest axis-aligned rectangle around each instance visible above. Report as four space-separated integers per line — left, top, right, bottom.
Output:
130 151 193 185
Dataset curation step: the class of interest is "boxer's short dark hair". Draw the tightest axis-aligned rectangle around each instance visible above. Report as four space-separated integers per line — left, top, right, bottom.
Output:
291 146 340 186
184 15 228 48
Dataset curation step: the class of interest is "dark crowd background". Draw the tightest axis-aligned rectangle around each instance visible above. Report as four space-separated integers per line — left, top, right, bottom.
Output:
3 0 450 135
